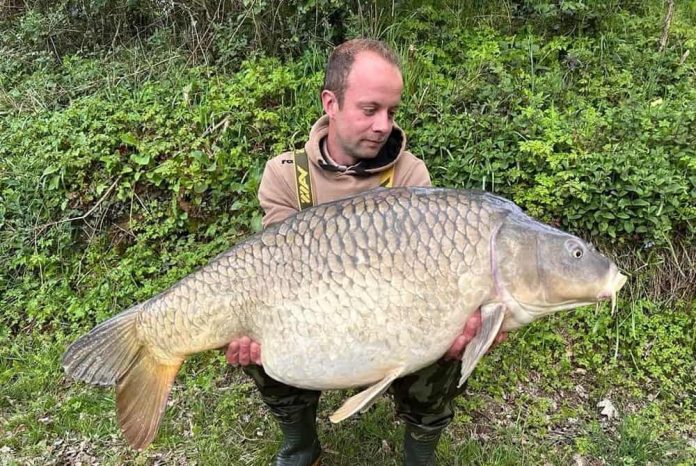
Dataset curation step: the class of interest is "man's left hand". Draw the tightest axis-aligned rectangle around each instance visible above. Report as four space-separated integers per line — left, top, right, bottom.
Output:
443 308 508 361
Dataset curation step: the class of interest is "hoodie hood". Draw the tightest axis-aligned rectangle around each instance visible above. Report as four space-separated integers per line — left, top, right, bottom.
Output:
304 115 406 176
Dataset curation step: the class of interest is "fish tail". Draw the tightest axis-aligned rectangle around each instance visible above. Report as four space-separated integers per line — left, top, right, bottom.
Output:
62 307 183 450
62 307 143 386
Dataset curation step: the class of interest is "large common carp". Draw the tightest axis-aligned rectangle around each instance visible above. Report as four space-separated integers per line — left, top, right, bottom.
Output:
62 187 627 450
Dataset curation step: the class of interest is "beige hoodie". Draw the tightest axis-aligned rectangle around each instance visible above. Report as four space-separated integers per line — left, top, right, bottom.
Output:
258 115 431 228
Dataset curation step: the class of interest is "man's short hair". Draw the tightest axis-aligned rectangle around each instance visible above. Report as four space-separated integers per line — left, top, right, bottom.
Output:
323 38 401 106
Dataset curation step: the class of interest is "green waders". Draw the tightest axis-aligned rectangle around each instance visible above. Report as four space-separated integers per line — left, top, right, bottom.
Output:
244 366 322 466
243 360 464 465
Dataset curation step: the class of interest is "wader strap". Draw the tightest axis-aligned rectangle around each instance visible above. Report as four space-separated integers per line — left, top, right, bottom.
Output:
379 166 395 188
293 149 314 210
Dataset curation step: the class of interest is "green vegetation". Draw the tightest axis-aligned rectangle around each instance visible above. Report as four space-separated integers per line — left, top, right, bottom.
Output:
1 1 694 464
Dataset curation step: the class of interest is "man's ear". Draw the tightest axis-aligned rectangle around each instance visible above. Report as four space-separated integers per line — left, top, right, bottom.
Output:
321 90 339 117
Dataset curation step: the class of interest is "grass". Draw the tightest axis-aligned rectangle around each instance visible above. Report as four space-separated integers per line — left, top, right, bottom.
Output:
2 298 694 465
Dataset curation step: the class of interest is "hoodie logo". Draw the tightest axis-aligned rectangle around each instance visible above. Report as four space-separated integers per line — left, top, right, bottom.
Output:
293 150 314 210
379 166 395 188
297 166 311 204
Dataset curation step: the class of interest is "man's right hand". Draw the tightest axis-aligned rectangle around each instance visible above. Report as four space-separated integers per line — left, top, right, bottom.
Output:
226 336 262 366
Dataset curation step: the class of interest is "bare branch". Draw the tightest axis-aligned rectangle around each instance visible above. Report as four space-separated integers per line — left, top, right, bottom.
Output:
36 175 122 234
679 49 690 65
658 0 675 53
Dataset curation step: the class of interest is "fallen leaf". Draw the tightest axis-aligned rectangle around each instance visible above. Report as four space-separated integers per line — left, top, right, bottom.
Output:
381 439 392 454
597 399 618 420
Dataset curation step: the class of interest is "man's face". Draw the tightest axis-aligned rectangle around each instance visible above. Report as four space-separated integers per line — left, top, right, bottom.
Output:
323 52 404 164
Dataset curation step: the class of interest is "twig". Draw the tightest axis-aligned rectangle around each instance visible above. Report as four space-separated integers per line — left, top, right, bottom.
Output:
679 49 690 65
36 175 122 234
112 222 137 240
48 35 62 65
202 115 230 137
110 18 121 52
658 0 675 53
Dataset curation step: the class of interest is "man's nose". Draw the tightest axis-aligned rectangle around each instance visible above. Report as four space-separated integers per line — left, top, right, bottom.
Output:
371 111 391 134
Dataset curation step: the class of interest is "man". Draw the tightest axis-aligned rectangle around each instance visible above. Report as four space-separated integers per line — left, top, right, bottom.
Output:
226 38 505 466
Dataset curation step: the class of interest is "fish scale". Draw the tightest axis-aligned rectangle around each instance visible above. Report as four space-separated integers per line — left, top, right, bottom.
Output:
62 187 626 450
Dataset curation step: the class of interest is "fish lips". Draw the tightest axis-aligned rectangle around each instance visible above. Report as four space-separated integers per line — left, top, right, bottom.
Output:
597 272 628 300
512 269 628 317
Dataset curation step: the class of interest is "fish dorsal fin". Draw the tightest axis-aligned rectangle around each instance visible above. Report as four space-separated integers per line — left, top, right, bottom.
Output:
329 368 404 423
457 303 506 387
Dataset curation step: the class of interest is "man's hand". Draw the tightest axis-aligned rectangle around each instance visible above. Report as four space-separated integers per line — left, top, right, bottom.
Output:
226 336 262 366
443 308 508 361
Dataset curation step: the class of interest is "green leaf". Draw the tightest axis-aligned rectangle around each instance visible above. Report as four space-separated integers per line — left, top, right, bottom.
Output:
193 182 208 194
251 213 263 232
42 165 60 176
120 132 138 146
130 153 151 165
48 174 60 190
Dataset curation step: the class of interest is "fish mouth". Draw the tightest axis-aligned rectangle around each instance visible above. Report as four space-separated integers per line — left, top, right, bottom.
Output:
597 271 628 314
515 271 628 316
597 271 628 299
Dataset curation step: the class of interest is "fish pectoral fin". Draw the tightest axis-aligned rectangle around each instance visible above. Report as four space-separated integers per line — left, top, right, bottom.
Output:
457 303 506 387
329 368 404 423
116 350 183 450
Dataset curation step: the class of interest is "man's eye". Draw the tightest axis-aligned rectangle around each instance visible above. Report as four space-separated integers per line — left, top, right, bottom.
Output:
363 108 376 116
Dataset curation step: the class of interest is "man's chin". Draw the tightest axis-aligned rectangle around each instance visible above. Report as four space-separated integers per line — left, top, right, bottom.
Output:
355 152 380 160
353 145 383 160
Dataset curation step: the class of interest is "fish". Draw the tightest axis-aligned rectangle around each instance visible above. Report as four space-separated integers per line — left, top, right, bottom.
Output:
61 187 627 450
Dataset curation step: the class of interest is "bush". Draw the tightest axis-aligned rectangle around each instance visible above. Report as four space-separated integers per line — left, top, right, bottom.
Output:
1 2 694 331
397 7 695 246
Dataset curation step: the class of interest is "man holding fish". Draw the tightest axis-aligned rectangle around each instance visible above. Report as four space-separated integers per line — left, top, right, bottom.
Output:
226 38 507 466
62 37 626 466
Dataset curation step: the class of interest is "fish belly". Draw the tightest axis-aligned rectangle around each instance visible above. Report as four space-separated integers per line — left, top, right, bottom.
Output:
259 297 478 390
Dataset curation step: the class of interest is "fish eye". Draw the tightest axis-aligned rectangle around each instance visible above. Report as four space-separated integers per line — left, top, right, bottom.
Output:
564 239 585 259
